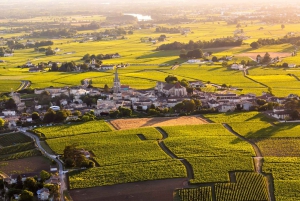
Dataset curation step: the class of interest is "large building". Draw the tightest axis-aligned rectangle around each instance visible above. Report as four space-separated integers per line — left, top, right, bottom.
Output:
156 81 187 97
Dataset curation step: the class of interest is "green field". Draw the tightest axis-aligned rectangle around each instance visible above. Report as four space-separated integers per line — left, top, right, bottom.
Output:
0 133 41 161
263 157 300 201
203 111 273 123
46 127 186 188
34 120 113 139
161 124 255 183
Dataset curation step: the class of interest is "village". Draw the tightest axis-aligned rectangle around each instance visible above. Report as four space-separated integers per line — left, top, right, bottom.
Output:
1 65 299 131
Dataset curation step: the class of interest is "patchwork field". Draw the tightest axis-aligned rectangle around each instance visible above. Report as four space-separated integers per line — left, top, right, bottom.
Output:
110 116 207 130
46 127 186 188
161 124 255 183
0 132 41 161
203 112 300 201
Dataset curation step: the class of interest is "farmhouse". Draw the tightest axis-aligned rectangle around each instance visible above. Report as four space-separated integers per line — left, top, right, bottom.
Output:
270 109 292 120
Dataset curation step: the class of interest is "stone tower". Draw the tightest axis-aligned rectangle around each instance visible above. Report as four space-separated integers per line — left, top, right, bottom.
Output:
113 67 121 93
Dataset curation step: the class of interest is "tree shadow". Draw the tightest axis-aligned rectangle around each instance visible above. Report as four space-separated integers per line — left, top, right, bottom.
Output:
231 122 299 144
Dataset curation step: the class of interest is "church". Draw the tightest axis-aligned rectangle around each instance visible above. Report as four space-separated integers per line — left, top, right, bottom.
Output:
155 81 187 97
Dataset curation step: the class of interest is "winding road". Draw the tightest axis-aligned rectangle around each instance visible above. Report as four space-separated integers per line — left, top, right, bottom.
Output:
18 128 66 201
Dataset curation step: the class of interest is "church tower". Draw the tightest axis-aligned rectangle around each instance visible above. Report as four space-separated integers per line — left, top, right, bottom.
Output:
113 67 121 93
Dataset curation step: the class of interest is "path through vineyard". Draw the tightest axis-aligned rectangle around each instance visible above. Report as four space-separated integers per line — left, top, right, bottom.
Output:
222 123 275 201
155 127 194 180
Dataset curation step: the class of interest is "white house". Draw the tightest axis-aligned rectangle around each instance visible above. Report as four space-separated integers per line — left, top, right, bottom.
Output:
288 64 296 68
100 65 115 70
4 53 13 57
2 110 16 116
217 103 236 112
231 63 244 70
37 188 50 201
187 59 200 63
271 109 291 120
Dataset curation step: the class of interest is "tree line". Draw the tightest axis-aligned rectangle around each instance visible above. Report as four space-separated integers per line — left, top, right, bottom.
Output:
156 38 243 51
155 26 181 33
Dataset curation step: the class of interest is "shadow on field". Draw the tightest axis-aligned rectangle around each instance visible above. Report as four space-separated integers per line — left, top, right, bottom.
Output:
230 123 299 144
137 50 179 59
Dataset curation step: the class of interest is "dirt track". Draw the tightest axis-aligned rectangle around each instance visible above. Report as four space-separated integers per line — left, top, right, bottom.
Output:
110 116 207 130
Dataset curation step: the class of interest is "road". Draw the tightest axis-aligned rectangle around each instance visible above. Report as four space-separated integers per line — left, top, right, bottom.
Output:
16 80 31 91
18 128 66 201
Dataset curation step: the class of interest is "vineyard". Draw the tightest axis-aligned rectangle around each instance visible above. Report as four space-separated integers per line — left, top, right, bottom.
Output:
263 157 300 201
0 133 40 161
176 186 212 201
0 132 32 147
161 124 255 183
68 160 185 188
34 120 112 139
203 111 273 123
176 172 269 201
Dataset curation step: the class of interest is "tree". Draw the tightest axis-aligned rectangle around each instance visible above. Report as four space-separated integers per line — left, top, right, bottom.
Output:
250 42 260 49
45 47 56 56
212 56 218 62
40 170 51 182
20 190 34 201
55 110 69 122
282 63 288 67
262 52 271 64
31 112 40 121
23 177 37 192
193 49 203 58
0 118 4 127
72 110 82 116
165 75 178 83
290 110 299 120
281 24 285 29
104 84 110 92
43 109 56 123
222 61 228 67
5 98 16 109
241 60 246 66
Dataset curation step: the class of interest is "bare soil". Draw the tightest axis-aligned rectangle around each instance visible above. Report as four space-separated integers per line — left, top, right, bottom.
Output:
236 52 292 60
0 156 51 175
70 178 188 201
110 116 208 130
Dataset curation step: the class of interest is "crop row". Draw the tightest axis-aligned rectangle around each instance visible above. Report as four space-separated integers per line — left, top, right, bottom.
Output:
0 149 41 161
0 133 32 147
34 120 112 139
46 127 168 166
68 159 185 189
161 124 255 183
263 157 300 201
0 142 36 155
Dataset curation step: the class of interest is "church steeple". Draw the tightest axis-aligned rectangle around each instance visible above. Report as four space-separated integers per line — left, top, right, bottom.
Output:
113 67 121 93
